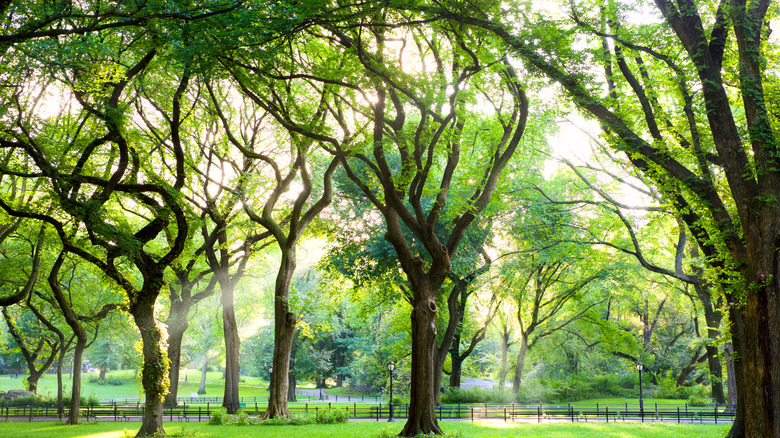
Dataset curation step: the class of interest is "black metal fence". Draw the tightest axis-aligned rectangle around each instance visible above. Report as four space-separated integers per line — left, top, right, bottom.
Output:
0 400 736 424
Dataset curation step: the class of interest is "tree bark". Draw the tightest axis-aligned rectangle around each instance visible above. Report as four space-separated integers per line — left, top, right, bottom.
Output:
511 334 529 396
449 341 464 389
263 250 297 419
221 282 241 413
725 342 738 406
164 305 188 406
498 324 513 389
400 288 443 436
433 280 466 404
67 335 87 424
691 281 727 404
738 239 780 438
198 352 209 395
131 294 168 438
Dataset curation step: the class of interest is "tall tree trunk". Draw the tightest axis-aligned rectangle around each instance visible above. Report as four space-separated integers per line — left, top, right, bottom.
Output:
164 323 186 405
131 295 168 438
725 342 738 406
288 344 297 402
433 280 466 405
706 344 726 403
288 370 297 402
512 333 529 396
449 341 464 389
400 284 443 436
165 298 190 406
725 308 746 438
55 346 66 419
263 251 296 419
198 352 209 395
67 336 86 424
692 282 727 404
221 283 241 414
736 239 780 438
498 325 513 389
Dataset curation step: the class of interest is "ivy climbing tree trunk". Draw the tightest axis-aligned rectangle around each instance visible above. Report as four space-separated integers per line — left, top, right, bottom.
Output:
132 292 169 437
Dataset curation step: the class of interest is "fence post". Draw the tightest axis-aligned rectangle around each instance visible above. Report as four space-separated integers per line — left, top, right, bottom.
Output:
715 404 718 424
538 404 541 423
504 407 506 422
677 407 680 424
114 401 118 422
570 405 574 423
471 407 473 422
354 402 356 418
28 404 32 422
606 406 609 423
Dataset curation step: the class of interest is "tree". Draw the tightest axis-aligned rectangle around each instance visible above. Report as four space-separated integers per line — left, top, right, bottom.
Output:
1 305 58 393
0 29 190 438
44 252 122 424
415 1 780 435
214 50 341 417
287 8 530 434
506 254 605 394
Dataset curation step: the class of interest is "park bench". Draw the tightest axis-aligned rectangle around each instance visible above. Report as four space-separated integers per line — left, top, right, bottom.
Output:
544 406 575 420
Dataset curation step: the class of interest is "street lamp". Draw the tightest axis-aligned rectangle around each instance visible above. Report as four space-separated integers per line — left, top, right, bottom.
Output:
387 360 395 422
268 364 273 391
636 361 644 422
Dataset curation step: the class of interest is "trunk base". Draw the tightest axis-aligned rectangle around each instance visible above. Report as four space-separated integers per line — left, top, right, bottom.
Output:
399 418 443 436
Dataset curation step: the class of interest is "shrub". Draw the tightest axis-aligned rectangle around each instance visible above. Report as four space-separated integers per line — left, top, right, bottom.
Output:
207 407 229 425
260 413 315 426
315 408 349 424
88 376 124 386
231 409 256 425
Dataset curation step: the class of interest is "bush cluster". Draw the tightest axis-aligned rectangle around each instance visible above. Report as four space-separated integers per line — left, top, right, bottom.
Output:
653 373 712 404
208 408 346 426
314 408 349 424
88 376 125 386
441 374 712 404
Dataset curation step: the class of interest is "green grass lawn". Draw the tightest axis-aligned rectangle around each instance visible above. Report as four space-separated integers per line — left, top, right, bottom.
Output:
1 421 730 438
0 371 271 402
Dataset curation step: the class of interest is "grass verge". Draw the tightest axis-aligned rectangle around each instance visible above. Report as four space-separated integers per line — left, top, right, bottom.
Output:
1 420 730 438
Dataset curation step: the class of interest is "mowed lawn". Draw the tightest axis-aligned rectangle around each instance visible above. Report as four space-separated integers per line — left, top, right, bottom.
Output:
1 421 730 438
0 372 271 401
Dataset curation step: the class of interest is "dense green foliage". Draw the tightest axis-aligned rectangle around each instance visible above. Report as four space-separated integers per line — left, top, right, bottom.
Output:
2 0 774 436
